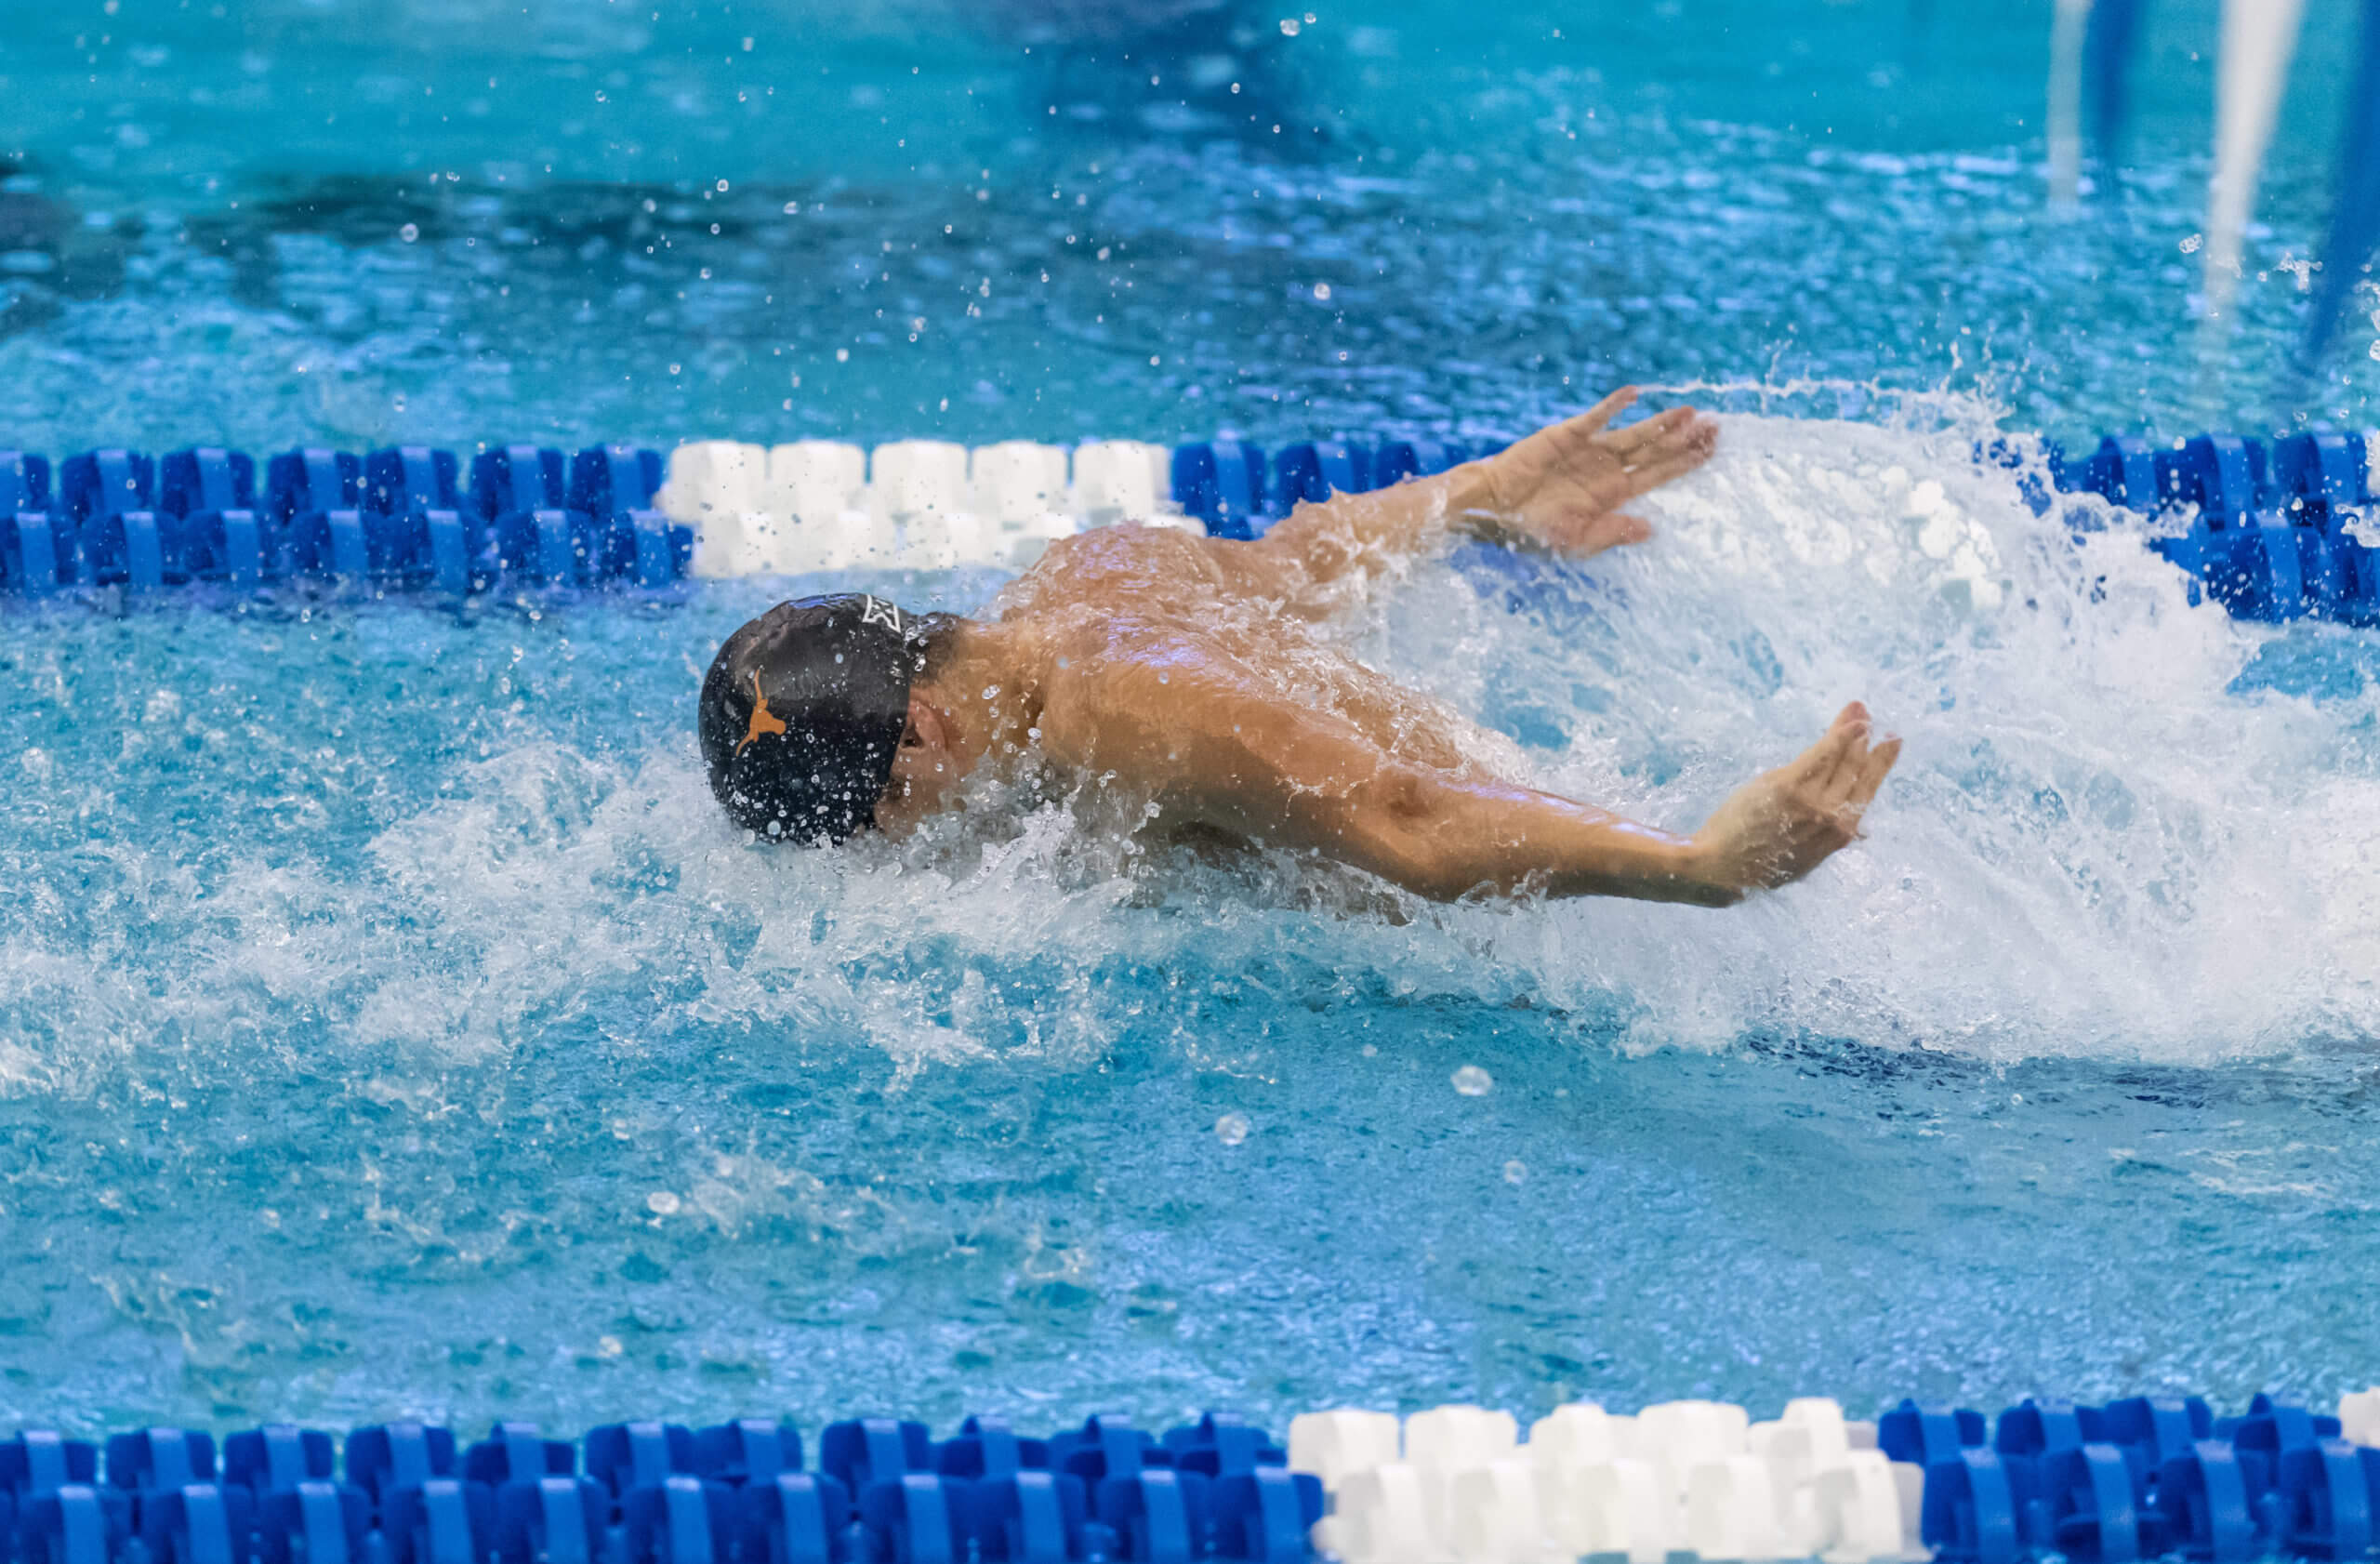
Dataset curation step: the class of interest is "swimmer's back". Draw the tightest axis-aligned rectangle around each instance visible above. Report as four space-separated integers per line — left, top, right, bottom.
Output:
994 523 1250 623
999 522 1500 787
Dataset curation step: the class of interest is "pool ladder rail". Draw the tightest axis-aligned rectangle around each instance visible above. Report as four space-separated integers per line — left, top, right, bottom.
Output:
3 1391 2379 1564
1 430 2378 628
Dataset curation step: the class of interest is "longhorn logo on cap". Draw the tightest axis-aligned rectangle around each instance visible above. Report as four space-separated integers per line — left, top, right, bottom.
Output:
737 668 787 755
861 596 903 632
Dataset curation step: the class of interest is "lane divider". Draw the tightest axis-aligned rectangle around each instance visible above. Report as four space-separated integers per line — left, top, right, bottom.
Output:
1 1392 2374 1563
2036 429 2377 624
2 428 2374 627
0 444 689 595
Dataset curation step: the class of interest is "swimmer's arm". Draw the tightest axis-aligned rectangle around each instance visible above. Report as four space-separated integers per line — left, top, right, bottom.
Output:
1042 662 1897 905
1226 388 1717 600
1298 704 1899 905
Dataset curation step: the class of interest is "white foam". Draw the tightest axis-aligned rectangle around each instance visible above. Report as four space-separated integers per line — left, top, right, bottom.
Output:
1341 398 2380 1062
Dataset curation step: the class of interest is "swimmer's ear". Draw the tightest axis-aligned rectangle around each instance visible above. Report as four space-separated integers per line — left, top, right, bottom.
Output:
902 691 947 751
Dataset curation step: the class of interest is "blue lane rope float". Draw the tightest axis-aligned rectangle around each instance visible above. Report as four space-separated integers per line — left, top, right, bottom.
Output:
0 444 688 596
2040 428 2379 624
1 1392 2377 1564
0 428 2373 627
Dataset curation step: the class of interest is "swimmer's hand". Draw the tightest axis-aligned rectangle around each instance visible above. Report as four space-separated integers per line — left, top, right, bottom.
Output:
1686 704 1901 904
1474 386 1719 558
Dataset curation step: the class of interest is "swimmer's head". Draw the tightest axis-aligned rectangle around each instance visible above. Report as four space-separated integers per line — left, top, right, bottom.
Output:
698 594 959 843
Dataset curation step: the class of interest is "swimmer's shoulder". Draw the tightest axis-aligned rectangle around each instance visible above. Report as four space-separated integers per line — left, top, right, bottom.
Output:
1006 521 1230 607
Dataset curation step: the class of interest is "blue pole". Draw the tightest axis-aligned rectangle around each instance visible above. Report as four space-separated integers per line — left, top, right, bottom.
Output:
2299 0 2380 374
2085 0 2147 170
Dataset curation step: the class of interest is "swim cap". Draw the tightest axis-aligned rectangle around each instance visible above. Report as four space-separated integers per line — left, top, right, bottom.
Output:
698 594 938 843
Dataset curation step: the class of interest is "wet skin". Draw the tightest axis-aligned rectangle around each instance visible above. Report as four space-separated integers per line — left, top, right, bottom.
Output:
874 389 1900 906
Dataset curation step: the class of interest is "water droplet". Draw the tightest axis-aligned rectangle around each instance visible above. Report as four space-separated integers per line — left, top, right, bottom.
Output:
1503 1160 1527 1185
1214 1113 1250 1146
1451 1065 1493 1096
646 1190 681 1214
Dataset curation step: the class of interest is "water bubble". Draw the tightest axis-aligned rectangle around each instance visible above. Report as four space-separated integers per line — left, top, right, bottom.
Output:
1451 1065 1493 1096
1503 1160 1527 1185
1360 1042 1378 1057
1214 1113 1250 1146
1280 17 1301 34
398 222 418 244
646 1190 682 1215
1313 282 1331 301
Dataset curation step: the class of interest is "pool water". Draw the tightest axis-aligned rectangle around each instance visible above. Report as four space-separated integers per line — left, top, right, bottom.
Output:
5 0 2380 1434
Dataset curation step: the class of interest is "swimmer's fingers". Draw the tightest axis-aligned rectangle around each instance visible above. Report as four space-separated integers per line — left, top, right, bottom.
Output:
1844 736 1902 819
1567 510 1652 554
1820 730 1874 808
1787 704 1870 787
1620 440 1715 499
1572 385 1639 435
1603 403 1699 457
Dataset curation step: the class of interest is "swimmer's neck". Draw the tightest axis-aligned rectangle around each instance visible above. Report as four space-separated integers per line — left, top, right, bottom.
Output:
876 617 1049 830
914 617 1046 752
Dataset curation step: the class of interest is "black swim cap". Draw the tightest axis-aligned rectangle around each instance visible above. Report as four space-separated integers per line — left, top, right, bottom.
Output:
698 594 941 843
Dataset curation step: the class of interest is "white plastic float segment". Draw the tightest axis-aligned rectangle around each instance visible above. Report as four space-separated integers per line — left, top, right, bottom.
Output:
1809 1452 1911 1564
1286 1409 1403 1494
1404 1405 1521 1474
1890 1459 1928 1562
1446 1459 1565 1564
1073 439 1183 527
1325 1462 1441 1564
658 440 774 578
871 440 971 520
1527 1402 1626 1467
1539 1456 1671 1564
1636 1399 1753 1504
1685 1453 1787 1562
1750 1397 1854 1497
869 440 976 570
2342 1387 2380 1448
971 441 1067 523
774 441 879 570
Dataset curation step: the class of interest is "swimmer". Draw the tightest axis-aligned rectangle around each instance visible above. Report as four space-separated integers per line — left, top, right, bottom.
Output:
698 389 1900 906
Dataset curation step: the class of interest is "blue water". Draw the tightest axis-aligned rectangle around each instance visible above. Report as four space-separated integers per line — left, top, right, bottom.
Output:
6 0 2380 1436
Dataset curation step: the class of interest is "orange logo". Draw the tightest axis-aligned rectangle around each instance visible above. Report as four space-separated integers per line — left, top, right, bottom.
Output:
737 669 787 754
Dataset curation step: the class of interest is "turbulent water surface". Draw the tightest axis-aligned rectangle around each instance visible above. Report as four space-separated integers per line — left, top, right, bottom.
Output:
4 0 2380 1430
